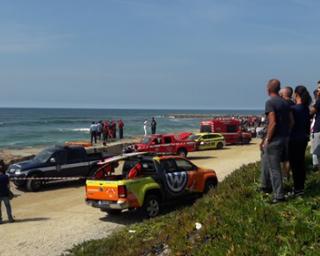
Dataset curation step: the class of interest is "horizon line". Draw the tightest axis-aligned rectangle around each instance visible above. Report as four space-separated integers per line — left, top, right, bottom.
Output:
0 106 264 111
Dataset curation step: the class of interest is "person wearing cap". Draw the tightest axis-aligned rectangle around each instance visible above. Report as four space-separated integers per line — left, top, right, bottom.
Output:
0 160 14 224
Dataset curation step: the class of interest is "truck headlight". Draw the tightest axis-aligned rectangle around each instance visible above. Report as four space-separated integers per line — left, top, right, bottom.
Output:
15 170 22 175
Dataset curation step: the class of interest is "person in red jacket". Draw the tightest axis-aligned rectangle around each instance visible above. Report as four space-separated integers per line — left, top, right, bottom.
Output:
127 162 142 179
118 119 124 139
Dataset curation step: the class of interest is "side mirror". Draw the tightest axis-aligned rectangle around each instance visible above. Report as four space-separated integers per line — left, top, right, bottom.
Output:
49 157 56 164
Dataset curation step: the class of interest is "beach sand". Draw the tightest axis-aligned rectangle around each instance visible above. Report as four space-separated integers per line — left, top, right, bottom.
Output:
0 139 261 256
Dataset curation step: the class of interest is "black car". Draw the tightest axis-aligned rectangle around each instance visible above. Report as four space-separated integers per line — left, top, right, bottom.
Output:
7 145 111 191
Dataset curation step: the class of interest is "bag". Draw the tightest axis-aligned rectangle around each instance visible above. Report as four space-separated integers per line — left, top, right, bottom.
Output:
8 190 15 200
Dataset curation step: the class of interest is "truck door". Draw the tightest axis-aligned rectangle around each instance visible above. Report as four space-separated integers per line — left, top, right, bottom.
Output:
63 148 88 177
50 150 67 176
161 136 175 153
150 137 161 153
175 158 202 193
160 159 188 199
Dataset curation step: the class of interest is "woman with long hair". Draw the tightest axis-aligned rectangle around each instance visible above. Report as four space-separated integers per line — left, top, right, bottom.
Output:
289 85 312 196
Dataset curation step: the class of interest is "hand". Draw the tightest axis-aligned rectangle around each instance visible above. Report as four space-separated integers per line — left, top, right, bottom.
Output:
260 139 268 151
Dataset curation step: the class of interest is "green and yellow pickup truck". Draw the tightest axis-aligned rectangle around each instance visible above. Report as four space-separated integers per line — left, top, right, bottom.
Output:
85 153 218 218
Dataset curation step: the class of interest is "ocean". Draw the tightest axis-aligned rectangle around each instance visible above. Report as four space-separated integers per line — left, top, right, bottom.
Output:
0 108 263 149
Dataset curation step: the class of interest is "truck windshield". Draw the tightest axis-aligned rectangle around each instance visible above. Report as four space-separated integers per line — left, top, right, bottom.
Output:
34 148 55 163
141 137 151 144
189 135 200 140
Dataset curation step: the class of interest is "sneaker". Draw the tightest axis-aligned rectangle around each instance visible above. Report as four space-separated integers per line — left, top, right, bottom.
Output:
294 190 304 197
8 218 15 223
270 197 286 204
0 220 3 224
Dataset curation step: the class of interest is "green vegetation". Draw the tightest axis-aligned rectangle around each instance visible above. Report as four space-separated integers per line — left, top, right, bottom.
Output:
66 159 320 256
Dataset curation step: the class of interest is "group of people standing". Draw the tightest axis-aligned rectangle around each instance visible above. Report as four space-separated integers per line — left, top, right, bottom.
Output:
143 117 157 136
90 119 124 145
260 79 315 203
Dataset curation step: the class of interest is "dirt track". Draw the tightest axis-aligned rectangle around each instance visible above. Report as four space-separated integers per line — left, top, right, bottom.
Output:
0 140 260 256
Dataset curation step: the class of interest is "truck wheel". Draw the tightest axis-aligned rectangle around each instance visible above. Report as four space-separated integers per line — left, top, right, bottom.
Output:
204 179 217 193
105 209 122 215
177 148 188 158
142 195 160 218
26 174 42 192
216 142 224 149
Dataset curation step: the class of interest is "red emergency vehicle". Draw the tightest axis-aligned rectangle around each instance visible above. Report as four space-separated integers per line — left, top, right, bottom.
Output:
131 134 196 157
200 118 251 145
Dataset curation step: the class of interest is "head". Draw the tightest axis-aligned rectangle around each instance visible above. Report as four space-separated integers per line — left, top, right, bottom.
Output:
267 79 281 96
284 86 293 98
92 121 95 124
294 85 311 106
317 82 320 98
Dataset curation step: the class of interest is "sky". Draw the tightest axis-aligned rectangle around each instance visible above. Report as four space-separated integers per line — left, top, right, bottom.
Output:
0 0 320 109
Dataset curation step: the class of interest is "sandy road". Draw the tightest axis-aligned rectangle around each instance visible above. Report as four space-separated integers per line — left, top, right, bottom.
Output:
0 139 260 256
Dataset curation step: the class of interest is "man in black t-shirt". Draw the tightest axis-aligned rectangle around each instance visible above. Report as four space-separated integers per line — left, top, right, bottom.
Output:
0 160 14 224
151 117 157 135
260 79 291 203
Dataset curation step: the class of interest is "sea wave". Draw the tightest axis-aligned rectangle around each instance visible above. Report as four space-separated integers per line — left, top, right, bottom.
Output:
57 128 90 133
0 119 93 127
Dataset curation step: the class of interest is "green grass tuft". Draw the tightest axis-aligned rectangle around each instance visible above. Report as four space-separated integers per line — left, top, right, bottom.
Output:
65 160 320 256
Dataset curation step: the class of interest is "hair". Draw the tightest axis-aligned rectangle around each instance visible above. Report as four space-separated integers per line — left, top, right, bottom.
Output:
284 86 293 97
268 79 281 94
317 80 320 85
295 85 312 106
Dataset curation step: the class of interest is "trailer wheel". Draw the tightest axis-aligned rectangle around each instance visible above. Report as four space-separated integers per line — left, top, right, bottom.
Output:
26 174 43 192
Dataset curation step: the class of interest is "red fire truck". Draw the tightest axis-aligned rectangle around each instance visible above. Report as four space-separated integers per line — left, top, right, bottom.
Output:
200 118 251 145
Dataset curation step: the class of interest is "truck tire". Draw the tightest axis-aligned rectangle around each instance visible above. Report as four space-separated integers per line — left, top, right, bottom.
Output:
26 174 43 192
105 209 122 215
204 179 217 193
142 194 160 218
177 148 188 158
216 142 224 149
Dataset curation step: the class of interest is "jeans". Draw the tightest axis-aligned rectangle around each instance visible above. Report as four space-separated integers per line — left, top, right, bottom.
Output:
0 196 13 221
261 152 272 190
310 132 320 166
289 139 308 191
262 138 285 199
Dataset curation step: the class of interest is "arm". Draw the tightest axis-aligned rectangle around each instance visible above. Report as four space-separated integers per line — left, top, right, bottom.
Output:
266 112 276 142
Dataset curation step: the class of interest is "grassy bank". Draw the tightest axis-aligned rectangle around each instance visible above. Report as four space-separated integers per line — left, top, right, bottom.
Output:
66 160 320 256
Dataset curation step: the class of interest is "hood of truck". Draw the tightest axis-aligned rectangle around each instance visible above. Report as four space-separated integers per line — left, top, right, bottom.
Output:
7 159 45 174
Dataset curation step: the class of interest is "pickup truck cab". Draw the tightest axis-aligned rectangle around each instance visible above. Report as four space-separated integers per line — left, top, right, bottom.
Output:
86 153 218 218
7 145 109 191
129 134 196 157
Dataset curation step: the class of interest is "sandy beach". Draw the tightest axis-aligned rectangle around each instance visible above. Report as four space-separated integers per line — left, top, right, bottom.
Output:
0 139 260 256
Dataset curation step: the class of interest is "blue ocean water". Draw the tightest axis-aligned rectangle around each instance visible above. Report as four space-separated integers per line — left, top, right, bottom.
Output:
0 108 262 149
